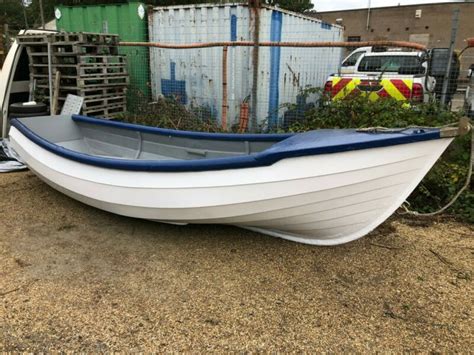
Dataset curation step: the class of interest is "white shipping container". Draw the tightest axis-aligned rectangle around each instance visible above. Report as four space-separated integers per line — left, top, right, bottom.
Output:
148 3 344 128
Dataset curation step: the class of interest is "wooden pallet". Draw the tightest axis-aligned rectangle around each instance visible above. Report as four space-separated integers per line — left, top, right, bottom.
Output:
28 55 50 66
26 44 49 54
56 91 126 103
18 32 119 45
39 94 127 116
30 62 128 77
37 82 129 91
51 54 127 66
79 55 126 65
16 34 50 45
51 43 119 56
76 75 129 87
32 71 128 80
81 97 127 110
36 72 129 88
52 32 118 45
20 32 128 116
78 87 128 96
55 86 128 98
83 104 126 118
59 91 126 100
77 65 128 77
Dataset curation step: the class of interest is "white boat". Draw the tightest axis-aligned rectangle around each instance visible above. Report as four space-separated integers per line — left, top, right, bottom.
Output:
8 114 462 245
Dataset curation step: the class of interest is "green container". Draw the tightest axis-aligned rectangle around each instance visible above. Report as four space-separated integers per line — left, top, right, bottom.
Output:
55 2 150 109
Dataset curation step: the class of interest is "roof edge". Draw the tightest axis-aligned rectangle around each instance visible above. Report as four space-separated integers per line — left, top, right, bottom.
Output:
150 2 343 30
316 1 471 14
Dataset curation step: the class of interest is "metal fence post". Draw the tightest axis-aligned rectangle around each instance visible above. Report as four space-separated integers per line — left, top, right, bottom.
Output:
21 0 29 29
47 40 53 115
250 0 261 133
221 46 228 130
440 8 459 106
39 0 45 29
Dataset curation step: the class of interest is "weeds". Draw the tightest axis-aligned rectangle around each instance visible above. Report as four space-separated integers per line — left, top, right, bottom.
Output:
118 95 224 133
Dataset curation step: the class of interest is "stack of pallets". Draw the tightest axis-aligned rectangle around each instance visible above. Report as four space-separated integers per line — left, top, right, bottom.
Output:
17 32 128 118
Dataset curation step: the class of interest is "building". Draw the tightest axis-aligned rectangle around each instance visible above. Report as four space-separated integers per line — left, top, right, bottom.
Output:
316 1 474 75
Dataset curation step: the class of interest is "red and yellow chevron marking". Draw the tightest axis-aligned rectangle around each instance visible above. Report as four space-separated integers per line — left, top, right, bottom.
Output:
327 77 413 102
331 77 361 100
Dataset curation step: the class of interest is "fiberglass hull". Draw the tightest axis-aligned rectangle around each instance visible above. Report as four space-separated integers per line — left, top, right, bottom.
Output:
9 118 452 245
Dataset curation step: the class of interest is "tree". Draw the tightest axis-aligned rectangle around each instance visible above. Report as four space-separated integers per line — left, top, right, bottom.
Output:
0 0 58 30
60 0 314 13
0 0 315 31
0 1 27 30
264 0 314 13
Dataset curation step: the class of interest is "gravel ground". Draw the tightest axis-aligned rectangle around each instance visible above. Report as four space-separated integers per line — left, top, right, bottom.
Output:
0 171 473 352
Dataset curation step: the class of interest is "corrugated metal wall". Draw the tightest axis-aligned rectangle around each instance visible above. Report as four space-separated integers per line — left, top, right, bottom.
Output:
149 4 344 128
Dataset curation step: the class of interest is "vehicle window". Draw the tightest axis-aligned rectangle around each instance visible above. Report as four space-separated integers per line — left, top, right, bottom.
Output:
342 51 365 67
358 55 423 73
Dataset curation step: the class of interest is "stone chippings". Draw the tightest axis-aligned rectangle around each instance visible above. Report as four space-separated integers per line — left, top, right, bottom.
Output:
0 171 472 352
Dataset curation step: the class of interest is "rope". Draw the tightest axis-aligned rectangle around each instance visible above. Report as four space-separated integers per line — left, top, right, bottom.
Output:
356 122 459 134
399 122 473 217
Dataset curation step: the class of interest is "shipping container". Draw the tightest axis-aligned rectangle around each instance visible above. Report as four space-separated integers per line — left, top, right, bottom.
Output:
55 2 150 106
149 3 344 129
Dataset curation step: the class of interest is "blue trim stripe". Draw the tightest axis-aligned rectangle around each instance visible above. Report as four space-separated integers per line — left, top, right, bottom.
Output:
321 21 332 30
170 61 176 80
230 14 237 41
72 115 291 141
268 10 283 130
161 61 187 105
11 115 442 173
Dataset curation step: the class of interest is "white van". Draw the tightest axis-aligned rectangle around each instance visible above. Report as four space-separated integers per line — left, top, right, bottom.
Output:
0 30 55 138
340 46 373 74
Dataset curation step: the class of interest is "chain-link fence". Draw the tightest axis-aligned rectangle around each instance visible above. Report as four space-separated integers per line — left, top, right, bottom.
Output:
6 3 471 133
104 3 348 132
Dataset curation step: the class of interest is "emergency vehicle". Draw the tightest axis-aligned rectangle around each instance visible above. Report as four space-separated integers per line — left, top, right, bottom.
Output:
324 48 436 103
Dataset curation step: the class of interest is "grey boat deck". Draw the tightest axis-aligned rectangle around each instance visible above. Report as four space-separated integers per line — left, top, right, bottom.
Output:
22 115 281 161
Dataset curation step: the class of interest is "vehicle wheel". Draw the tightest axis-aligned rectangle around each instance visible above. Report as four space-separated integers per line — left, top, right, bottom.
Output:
9 102 48 114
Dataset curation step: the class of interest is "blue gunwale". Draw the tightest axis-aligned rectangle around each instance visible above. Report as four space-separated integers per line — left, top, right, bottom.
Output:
11 115 442 172
73 115 293 141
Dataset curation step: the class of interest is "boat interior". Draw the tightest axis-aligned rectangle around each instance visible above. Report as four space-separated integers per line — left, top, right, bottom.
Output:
15 115 290 161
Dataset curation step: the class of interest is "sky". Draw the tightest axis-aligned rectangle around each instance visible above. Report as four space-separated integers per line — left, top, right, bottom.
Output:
312 0 461 12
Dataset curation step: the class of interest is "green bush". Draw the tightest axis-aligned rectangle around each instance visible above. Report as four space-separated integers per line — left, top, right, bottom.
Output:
284 89 457 131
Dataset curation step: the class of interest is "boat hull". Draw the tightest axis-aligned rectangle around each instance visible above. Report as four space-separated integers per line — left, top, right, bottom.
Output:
9 126 452 245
